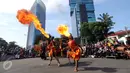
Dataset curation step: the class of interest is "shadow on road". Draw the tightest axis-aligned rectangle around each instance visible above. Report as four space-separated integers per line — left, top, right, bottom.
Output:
79 61 93 67
60 61 93 67
80 67 117 73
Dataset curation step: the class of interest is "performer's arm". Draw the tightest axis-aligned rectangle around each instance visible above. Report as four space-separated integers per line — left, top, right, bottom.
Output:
46 45 50 51
78 45 83 54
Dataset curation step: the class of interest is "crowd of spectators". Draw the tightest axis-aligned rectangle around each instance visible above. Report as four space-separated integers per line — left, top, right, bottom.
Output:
81 36 130 59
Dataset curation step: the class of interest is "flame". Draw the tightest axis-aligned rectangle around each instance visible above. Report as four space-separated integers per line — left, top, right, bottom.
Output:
16 9 49 38
57 24 70 37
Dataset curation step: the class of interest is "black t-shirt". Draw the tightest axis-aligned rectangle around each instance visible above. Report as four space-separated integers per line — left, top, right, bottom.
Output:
61 38 68 48
41 43 47 52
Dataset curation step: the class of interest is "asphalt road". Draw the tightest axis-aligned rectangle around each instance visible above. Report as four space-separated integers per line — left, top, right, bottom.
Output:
0 58 130 73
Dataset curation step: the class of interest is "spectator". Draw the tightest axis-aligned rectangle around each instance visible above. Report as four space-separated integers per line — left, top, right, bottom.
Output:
126 36 130 46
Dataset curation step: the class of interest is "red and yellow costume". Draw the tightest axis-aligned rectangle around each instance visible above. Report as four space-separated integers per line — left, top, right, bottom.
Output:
67 40 81 60
46 41 57 57
34 45 42 56
34 45 42 53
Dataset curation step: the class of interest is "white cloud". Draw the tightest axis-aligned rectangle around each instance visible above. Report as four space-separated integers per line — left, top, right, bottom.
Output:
0 0 35 13
0 0 68 14
0 0 106 14
0 0 106 47
0 26 28 47
0 12 28 47
0 22 8 26
44 0 69 13
0 0 69 47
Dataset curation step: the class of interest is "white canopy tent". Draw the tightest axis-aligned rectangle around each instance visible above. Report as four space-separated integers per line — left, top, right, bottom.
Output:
118 37 127 45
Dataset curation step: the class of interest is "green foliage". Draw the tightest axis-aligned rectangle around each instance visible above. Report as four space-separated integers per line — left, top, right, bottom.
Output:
98 13 115 36
34 34 42 45
0 38 8 52
7 41 20 53
80 22 104 42
80 13 115 43
0 38 8 48
54 38 60 42
31 48 38 55
34 34 47 45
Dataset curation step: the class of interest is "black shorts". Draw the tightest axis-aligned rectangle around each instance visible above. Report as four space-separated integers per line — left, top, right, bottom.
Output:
40 52 46 59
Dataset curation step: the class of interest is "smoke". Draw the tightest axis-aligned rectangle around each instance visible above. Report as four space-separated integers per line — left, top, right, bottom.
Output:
55 4 65 13
42 0 69 13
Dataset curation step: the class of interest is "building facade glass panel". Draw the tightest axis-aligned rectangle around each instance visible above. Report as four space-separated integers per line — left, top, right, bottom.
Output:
69 0 96 37
85 4 94 11
71 9 78 37
87 12 95 18
26 0 46 49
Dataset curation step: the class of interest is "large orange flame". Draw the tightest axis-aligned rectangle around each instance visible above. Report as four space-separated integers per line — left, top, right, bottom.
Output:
57 24 70 37
16 9 49 38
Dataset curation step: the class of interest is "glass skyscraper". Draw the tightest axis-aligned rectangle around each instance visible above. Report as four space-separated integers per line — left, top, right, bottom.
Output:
69 0 96 37
26 0 46 49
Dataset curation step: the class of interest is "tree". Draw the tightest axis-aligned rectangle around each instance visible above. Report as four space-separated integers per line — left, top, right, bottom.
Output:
80 22 97 43
80 21 114 43
80 13 115 44
34 34 48 45
8 41 17 48
7 41 18 54
34 35 42 45
54 38 60 42
107 31 115 35
0 38 8 52
97 13 115 37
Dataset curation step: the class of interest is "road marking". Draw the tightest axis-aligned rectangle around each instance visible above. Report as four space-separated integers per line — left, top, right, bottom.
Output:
3 61 12 70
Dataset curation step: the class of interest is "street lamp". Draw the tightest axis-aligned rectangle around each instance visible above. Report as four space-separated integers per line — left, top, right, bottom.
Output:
125 26 130 35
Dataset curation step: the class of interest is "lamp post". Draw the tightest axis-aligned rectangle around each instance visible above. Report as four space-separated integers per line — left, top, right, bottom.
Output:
125 26 130 36
125 26 128 35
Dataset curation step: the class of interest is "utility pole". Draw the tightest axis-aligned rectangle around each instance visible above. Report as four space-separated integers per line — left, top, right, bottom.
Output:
125 26 128 35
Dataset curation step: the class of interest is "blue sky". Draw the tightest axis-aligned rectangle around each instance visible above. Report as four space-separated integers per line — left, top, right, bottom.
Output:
0 0 130 47
95 0 130 31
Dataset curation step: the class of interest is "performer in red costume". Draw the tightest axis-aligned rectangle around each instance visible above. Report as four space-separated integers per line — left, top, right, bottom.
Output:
46 36 61 67
67 35 82 72
57 25 82 71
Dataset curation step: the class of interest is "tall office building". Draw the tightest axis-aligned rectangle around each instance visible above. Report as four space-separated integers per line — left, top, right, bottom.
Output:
26 0 46 49
69 0 96 37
